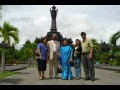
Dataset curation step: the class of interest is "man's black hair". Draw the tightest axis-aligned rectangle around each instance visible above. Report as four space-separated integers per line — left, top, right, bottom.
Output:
81 32 86 36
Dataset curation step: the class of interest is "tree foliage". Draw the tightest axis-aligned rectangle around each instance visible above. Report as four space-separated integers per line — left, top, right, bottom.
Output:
0 5 2 19
16 40 37 62
0 21 19 70
109 31 120 51
91 38 100 53
0 21 19 45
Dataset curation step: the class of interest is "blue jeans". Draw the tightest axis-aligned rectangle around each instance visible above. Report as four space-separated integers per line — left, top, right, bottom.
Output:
74 58 81 79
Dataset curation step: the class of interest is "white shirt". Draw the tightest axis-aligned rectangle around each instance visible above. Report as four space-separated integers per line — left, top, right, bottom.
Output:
52 40 56 52
74 46 78 57
75 46 78 50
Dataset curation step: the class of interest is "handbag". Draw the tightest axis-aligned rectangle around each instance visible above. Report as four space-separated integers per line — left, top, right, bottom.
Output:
70 61 75 67
57 65 62 73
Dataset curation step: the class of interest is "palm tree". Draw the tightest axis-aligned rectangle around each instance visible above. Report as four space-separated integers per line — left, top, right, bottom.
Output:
91 38 100 53
0 5 2 39
0 5 2 20
0 21 19 72
109 31 120 51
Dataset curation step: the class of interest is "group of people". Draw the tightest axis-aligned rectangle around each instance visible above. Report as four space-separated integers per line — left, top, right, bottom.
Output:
35 32 95 81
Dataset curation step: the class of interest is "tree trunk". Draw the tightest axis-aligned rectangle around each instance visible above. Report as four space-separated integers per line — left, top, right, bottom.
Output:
28 59 30 67
1 48 5 72
33 56 36 68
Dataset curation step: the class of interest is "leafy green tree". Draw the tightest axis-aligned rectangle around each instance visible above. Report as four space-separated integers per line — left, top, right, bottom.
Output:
109 31 120 51
0 22 19 44
0 49 2 64
91 38 100 53
23 40 34 60
0 5 2 19
4 48 15 64
0 22 19 72
16 40 37 64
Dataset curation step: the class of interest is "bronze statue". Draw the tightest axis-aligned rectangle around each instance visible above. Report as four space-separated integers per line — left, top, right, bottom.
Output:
50 5 58 30
50 5 58 19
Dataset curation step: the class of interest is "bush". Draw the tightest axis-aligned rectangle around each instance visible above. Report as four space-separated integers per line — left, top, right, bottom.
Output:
15 60 21 64
94 52 109 64
6 59 14 64
108 59 120 66
106 51 120 66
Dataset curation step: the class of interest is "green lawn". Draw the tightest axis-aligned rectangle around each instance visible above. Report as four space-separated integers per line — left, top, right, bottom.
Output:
0 71 18 79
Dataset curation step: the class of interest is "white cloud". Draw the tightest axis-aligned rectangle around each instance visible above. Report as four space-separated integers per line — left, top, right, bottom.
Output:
105 23 120 45
14 16 50 50
58 11 120 45
58 13 93 38
57 12 100 42
1 5 120 50
34 16 48 26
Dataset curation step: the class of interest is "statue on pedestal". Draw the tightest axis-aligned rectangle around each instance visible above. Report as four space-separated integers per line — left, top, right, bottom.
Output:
50 5 58 31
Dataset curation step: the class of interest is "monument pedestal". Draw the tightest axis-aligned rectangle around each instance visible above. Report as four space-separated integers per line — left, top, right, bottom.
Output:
46 5 63 42
46 31 63 42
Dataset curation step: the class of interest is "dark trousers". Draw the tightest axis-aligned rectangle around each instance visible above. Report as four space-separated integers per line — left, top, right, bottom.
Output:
81 54 95 78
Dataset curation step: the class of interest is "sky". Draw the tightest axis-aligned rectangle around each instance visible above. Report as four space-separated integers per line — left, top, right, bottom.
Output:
0 5 120 50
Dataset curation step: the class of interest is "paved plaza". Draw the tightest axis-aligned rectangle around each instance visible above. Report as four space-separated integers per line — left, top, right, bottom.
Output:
0 64 120 85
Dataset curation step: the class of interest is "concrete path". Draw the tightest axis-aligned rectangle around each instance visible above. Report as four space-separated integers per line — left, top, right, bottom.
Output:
0 65 120 85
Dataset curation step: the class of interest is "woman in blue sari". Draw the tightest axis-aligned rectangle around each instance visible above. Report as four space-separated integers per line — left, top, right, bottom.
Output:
60 39 73 80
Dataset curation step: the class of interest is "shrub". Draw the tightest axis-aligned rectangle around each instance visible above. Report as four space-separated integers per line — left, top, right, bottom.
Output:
94 52 110 64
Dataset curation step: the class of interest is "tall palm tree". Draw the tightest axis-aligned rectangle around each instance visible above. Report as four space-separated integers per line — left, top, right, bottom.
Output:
0 5 2 39
0 5 2 20
0 5 1 18
109 31 120 51
91 38 100 53
0 21 19 72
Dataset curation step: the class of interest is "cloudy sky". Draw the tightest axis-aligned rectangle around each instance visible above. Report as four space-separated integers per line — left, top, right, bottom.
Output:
1 5 120 50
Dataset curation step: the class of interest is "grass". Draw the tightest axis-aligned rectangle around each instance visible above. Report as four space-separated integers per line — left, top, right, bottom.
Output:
0 71 18 79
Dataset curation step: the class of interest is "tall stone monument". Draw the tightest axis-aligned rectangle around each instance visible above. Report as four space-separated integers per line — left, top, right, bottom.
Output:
46 5 63 42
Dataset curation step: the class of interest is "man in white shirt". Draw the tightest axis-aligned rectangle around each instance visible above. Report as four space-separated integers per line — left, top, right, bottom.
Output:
47 34 60 79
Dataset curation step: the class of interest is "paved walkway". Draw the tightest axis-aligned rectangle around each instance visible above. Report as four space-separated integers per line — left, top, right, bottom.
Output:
1 64 120 72
0 64 120 85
